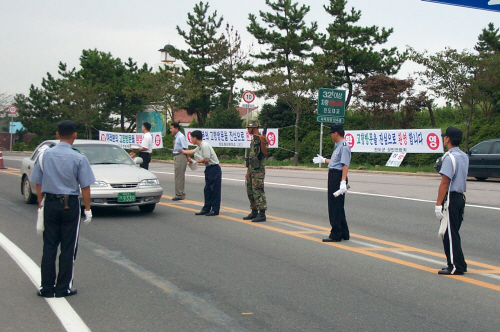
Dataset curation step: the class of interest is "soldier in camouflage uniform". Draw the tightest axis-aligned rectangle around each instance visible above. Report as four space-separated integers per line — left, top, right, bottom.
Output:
243 120 268 222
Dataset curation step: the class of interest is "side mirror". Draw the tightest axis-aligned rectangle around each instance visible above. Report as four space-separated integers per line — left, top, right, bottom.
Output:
465 149 471 156
133 157 143 166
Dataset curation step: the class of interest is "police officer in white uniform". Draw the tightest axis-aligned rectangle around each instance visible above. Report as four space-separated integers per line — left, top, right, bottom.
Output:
30 120 95 297
435 126 469 275
314 124 351 242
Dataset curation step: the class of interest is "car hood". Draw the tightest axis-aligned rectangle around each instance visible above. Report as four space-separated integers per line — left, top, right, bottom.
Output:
91 164 158 184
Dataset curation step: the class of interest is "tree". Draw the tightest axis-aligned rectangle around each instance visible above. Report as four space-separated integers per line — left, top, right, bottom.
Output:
170 1 224 126
475 23 500 53
409 47 479 149
0 92 12 115
247 0 318 166
316 0 406 108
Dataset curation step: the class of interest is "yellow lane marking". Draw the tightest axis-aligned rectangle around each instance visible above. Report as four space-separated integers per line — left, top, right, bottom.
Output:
159 196 500 292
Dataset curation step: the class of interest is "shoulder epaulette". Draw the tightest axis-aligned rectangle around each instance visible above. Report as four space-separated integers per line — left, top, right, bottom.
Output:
343 142 347 146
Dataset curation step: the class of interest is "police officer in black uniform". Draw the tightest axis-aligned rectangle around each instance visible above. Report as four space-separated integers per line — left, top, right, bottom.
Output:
30 120 95 297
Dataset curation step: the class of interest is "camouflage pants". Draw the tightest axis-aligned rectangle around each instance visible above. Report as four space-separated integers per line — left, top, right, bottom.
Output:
246 169 267 211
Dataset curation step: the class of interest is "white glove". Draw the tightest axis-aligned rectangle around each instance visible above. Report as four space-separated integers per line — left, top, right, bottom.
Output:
312 154 326 164
84 209 93 224
36 207 44 235
340 181 347 192
435 205 444 220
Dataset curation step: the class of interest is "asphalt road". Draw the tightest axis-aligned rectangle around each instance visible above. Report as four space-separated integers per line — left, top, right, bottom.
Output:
1 153 499 332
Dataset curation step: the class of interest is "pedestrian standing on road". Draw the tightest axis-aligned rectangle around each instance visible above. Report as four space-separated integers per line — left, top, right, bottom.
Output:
129 122 153 170
182 130 222 216
170 122 188 201
314 124 351 242
435 126 469 275
30 120 95 298
243 120 268 223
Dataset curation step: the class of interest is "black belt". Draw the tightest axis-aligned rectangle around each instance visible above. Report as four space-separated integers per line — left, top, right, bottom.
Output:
45 193 78 209
206 164 219 168
328 169 342 172
45 193 78 199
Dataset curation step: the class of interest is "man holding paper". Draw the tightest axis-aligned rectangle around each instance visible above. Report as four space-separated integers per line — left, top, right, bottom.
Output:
182 130 222 216
313 124 351 242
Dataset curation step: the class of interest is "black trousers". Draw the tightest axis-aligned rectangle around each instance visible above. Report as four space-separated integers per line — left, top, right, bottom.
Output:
442 192 467 273
327 169 349 241
139 152 151 170
202 164 222 213
41 194 80 294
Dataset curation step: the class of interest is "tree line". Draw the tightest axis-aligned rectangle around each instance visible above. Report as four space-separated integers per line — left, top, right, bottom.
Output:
9 0 500 166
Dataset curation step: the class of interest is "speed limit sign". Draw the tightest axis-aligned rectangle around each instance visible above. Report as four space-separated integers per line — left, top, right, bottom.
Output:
242 90 255 104
8 105 17 115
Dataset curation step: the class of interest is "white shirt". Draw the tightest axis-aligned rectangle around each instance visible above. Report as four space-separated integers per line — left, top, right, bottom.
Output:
141 132 153 154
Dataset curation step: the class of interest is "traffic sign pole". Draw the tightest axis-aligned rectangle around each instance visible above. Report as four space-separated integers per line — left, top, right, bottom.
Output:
242 91 255 159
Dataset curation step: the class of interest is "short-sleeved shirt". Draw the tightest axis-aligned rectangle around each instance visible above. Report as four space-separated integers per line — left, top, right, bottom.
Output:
174 131 188 155
328 139 351 170
30 142 96 196
141 132 153 154
194 141 219 166
439 147 468 193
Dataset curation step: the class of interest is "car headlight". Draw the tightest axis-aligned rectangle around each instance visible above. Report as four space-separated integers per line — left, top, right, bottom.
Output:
139 179 159 186
91 181 108 188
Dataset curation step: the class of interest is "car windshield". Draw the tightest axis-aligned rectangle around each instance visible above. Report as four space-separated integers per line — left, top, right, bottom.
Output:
76 144 135 165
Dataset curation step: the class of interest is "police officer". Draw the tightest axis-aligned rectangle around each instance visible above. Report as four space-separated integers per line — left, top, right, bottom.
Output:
243 120 268 222
30 120 95 297
182 130 222 216
314 124 351 242
435 126 468 275
129 122 153 170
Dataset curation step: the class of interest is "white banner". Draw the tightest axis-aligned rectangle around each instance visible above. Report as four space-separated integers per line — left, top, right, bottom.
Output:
344 129 444 153
98 131 164 149
184 128 279 149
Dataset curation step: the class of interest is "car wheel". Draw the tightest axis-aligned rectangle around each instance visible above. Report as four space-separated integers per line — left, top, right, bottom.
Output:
139 203 156 213
475 177 488 181
23 176 37 204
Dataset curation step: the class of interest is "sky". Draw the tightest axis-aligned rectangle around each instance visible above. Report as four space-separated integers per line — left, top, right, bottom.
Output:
1 0 499 105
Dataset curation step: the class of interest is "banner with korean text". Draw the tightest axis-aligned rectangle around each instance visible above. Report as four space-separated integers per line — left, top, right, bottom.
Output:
344 129 444 153
184 128 279 149
98 131 164 149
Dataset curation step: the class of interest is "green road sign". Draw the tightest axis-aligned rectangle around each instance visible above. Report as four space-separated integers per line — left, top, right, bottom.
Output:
317 116 345 124
317 88 346 117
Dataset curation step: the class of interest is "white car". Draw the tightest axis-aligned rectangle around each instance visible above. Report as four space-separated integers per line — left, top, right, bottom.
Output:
20 140 163 213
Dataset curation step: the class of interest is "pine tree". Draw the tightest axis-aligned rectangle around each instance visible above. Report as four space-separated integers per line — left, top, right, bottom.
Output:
316 0 405 108
475 23 500 53
171 1 224 126
247 0 319 166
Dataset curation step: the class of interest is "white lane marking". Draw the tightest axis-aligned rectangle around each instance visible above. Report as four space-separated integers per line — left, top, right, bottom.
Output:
273 221 315 231
0 232 91 332
152 171 500 211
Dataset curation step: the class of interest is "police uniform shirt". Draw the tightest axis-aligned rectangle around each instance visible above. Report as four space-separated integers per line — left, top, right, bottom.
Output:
194 141 219 166
30 142 96 195
439 147 468 193
328 139 351 170
141 132 153 154
173 131 188 155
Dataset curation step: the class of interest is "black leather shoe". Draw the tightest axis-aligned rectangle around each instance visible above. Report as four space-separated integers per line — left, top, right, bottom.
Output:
195 210 209 215
55 288 77 298
172 197 184 201
438 269 464 275
206 211 219 216
441 266 467 272
243 210 258 220
343 236 350 241
37 288 54 298
322 238 341 242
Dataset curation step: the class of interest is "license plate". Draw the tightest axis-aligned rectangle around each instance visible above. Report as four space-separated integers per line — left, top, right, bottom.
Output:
118 192 136 202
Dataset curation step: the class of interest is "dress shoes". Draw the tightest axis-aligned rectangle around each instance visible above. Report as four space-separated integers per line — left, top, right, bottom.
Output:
195 210 209 215
441 266 467 272
322 238 342 243
438 269 464 275
172 197 184 201
55 288 78 298
205 211 219 216
37 288 54 298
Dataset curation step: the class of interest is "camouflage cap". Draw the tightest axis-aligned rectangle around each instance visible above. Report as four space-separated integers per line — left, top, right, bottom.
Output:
246 120 260 128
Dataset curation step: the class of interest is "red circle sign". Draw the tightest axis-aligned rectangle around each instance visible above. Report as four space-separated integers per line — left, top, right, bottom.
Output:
427 133 440 150
8 105 17 114
345 133 355 149
267 132 276 147
242 91 255 103
154 134 161 147
186 131 193 144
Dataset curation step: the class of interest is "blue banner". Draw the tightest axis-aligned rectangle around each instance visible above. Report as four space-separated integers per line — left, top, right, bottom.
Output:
422 0 500 12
